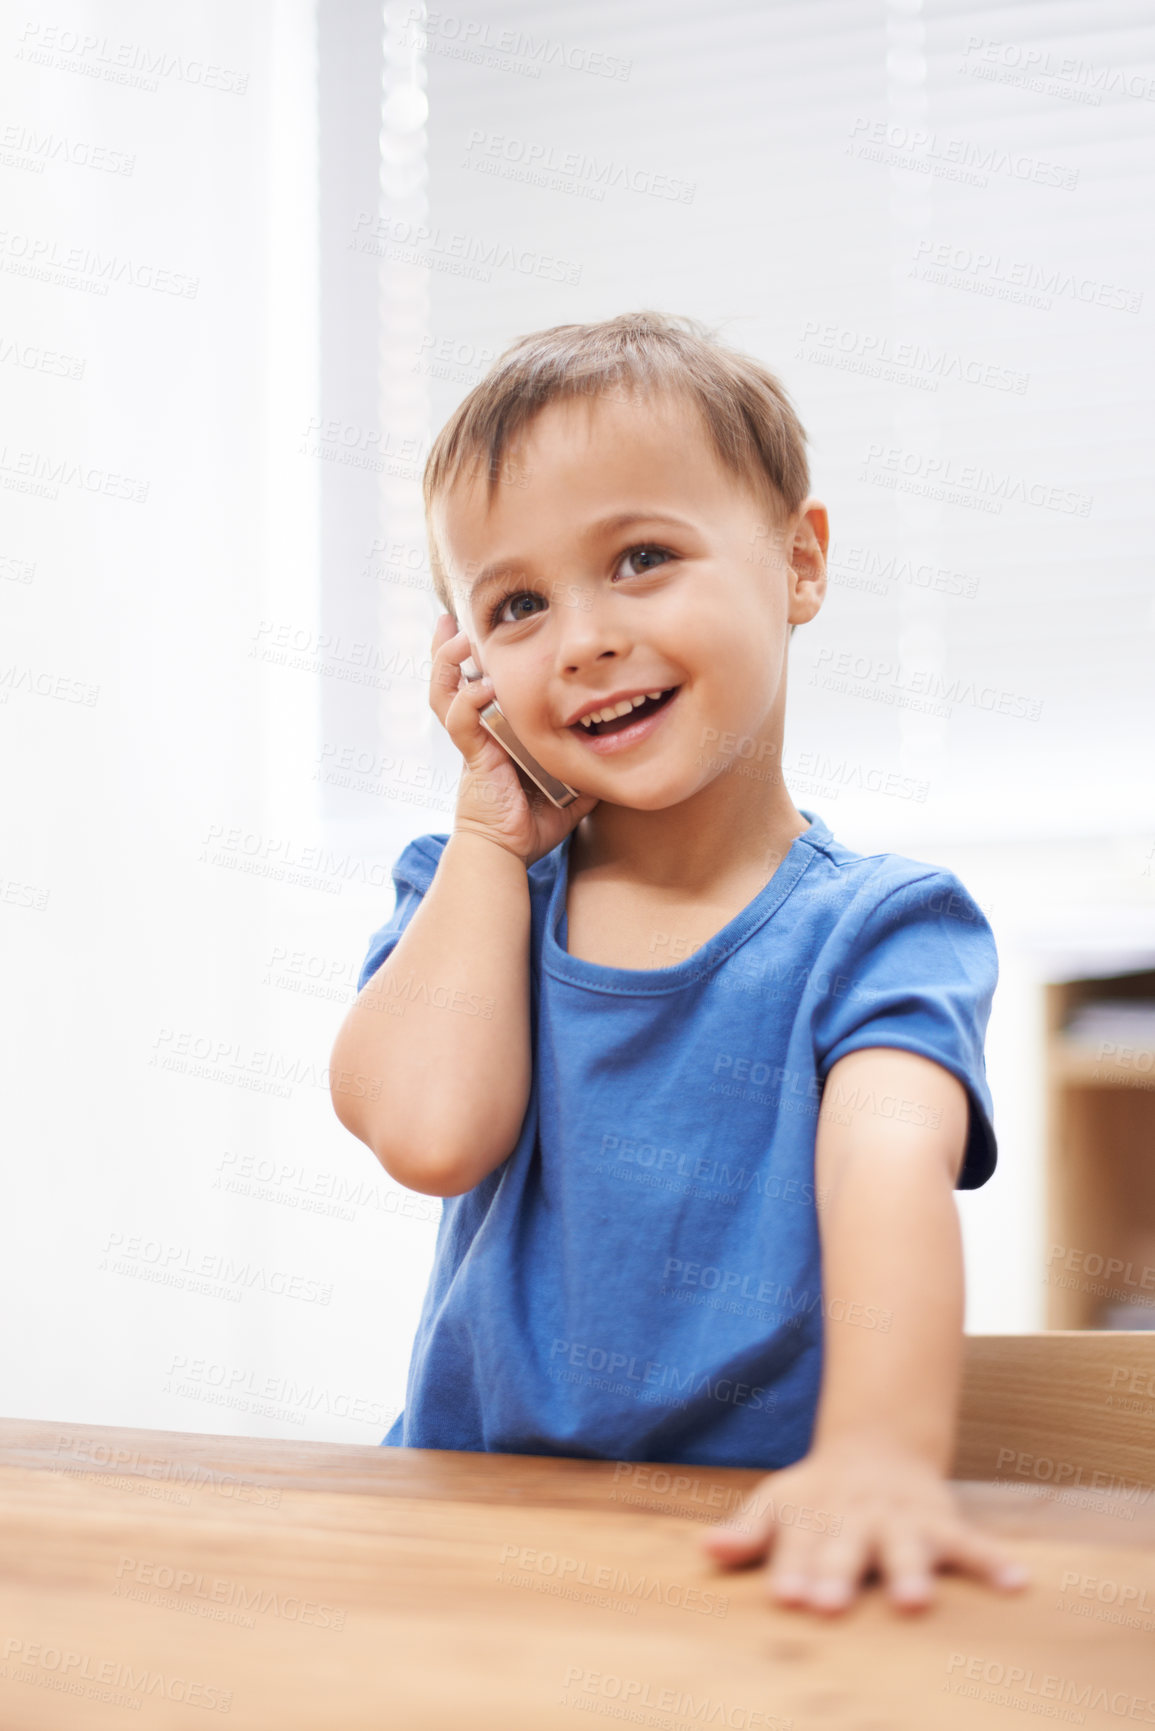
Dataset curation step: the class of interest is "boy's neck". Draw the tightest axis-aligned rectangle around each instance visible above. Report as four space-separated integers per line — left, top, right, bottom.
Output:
570 776 811 896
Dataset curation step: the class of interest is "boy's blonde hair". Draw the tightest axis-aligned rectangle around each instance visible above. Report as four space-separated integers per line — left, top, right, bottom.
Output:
421 309 811 624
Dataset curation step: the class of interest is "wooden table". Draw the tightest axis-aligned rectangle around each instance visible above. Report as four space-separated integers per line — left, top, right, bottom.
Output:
2 1416 1154 1729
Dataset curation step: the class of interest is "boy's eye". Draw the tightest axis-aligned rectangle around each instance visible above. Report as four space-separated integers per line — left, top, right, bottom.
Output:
617 543 673 578
490 589 546 629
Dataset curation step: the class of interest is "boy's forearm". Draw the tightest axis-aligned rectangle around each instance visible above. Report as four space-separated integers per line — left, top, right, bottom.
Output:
810 1148 963 1469
329 831 532 1194
809 1050 968 1472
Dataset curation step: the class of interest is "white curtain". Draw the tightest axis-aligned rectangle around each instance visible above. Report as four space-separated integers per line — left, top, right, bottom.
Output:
1 1 439 1440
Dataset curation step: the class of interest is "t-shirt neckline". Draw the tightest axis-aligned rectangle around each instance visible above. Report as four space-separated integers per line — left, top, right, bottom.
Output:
542 808 830 994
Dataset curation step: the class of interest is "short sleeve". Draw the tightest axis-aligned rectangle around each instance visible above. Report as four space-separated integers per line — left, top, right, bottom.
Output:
814 868 999 1189
356 833 450 994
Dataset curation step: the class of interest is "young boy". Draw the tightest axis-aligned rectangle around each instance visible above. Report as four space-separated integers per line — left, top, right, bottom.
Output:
329 310 1029 1617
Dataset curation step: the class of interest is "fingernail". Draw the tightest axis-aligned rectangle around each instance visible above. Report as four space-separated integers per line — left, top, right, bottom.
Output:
770 1573 808 1598
996 1563 1030 1588
891 1574 931 1601
809 1579 851 1608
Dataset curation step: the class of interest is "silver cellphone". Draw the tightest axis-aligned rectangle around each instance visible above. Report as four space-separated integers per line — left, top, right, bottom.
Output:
459 651 580 810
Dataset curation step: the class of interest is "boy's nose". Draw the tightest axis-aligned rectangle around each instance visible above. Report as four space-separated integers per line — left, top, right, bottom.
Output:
551 596 633 674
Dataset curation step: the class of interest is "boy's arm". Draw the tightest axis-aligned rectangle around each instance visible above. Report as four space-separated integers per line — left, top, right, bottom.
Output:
809 1042 967 1471
700 1044 1029 1613
329 831 533 1198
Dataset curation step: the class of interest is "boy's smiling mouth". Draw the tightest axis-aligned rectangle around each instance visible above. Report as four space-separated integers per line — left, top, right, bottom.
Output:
567 684 682 750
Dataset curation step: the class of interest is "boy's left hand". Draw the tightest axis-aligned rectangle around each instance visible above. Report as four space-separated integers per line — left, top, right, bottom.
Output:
698 1440 1030 1614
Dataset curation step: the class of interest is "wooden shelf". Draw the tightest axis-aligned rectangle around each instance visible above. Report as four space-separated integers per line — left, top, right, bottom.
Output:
1044 968 1155 1329
1051 1037 1155 1089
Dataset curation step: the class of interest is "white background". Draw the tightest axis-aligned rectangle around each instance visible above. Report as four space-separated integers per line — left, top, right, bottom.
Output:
2 0 1154 1442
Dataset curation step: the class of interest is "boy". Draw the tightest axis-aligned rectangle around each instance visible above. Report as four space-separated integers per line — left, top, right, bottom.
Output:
329 310 1029 1617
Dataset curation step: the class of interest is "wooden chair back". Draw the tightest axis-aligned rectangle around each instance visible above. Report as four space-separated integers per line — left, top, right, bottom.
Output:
954 1332 1155 1489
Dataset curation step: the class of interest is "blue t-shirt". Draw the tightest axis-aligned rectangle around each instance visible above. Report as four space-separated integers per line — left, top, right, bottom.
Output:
356 808 998 1469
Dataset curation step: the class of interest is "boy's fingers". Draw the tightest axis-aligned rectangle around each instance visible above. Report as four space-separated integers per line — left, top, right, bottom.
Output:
700 1518 773 1564
428 614 459 671
791 1527 871 1612
703 1537 767 1564
768 1524 869 1612
878 1529 935 1608
428 631 494 741
760 1522 823 1600
932 1521 1031 1590
427 627 466 719
699 1482 780 1562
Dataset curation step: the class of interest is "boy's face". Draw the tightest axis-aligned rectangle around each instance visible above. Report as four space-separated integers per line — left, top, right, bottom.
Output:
435 386 827 809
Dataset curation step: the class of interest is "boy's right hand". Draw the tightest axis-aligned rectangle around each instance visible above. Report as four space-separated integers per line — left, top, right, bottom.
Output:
429 613 600 869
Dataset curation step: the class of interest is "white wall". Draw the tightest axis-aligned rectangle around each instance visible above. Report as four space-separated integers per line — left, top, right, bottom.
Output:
1 1 438 1441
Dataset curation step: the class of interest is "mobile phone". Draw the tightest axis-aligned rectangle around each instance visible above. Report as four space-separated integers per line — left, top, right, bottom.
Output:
459 651 580 809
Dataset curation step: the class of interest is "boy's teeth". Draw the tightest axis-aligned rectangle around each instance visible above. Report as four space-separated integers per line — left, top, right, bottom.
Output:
579 690 664 728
